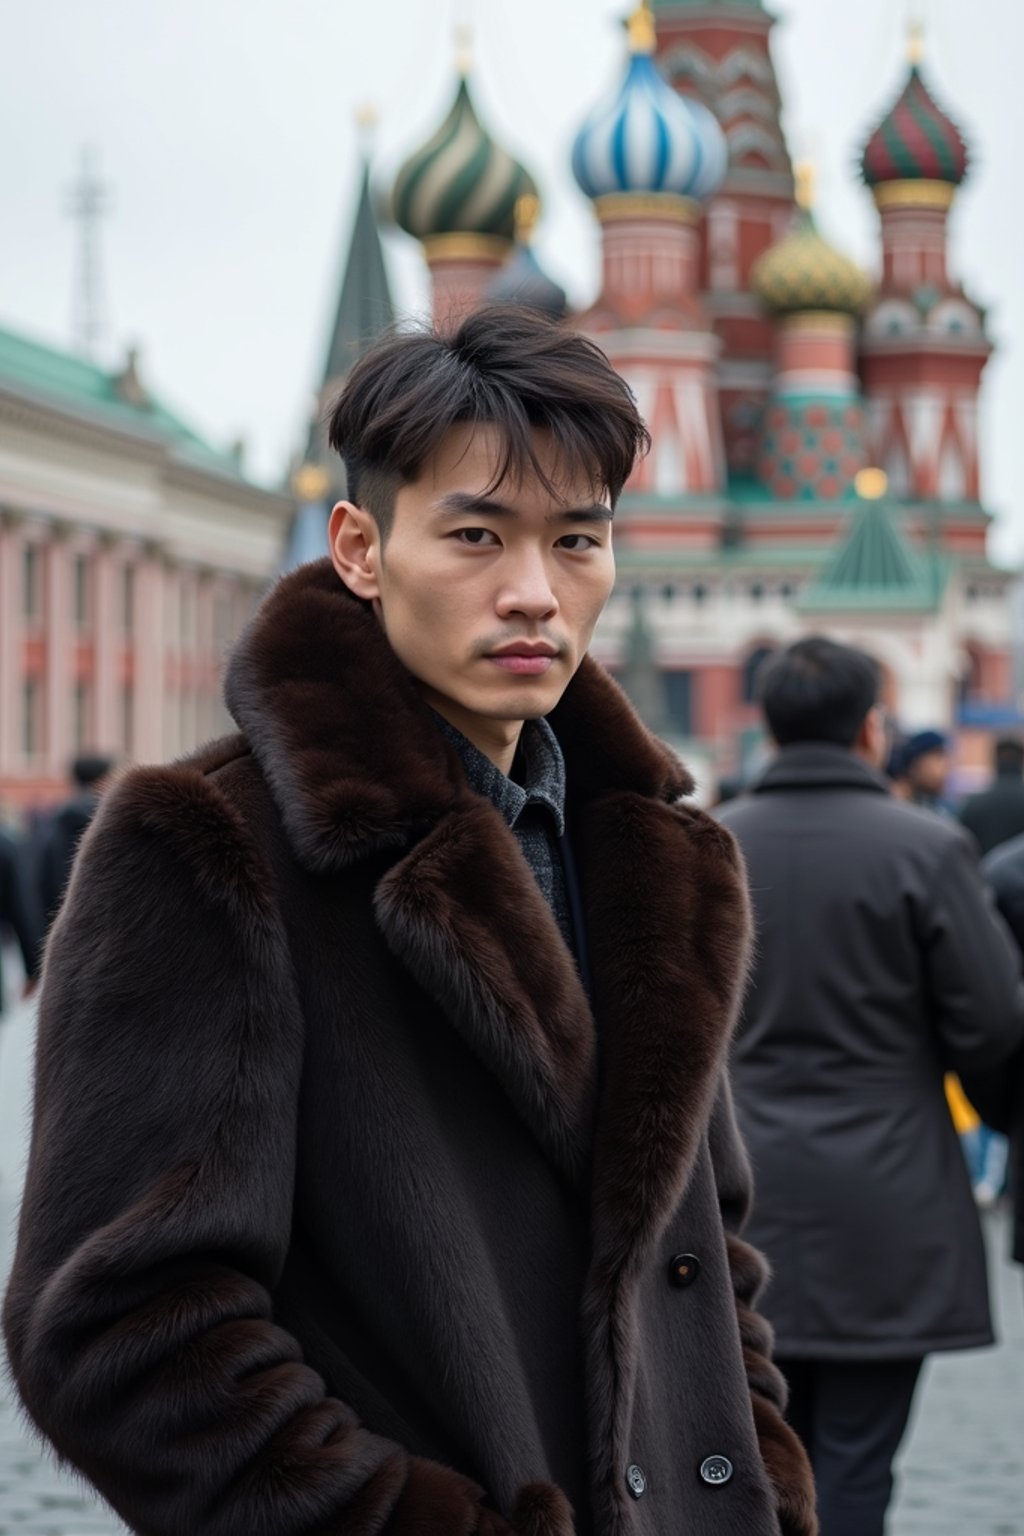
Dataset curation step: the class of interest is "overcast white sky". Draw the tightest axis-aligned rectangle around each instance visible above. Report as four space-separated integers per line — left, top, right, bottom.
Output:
3 0 1022 558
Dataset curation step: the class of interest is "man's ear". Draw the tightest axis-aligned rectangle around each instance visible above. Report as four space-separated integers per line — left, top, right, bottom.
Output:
329 501 381 600
856 705 887 767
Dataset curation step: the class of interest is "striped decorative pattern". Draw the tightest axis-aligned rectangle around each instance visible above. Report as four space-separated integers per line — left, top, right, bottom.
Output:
392 79 537 243
752 211 872 316
571 52 727 203
861 66 969 187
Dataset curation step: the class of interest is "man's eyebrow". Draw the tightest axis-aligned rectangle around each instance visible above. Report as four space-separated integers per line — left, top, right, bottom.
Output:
433 492 613 524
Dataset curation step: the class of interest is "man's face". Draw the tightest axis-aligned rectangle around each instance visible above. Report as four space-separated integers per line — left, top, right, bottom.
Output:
331 423 615 753
910 749 949 796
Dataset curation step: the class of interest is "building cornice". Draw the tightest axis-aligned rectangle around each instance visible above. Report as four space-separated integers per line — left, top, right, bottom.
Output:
594 192 700 226
0 382 290 515
654 9 773 36
859 335 991 360
872 180 956 212
0 383 167 465
596 328 722 363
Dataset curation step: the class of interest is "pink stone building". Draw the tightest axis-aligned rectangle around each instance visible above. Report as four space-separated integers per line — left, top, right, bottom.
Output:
0 333 291 810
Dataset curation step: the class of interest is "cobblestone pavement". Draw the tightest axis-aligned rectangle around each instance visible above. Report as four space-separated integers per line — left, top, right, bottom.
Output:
1 987 1022 1533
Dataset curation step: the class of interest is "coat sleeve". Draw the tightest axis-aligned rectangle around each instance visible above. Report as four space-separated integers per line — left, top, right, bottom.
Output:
708 1070 818 1536
918 829 1024 1074
2 766 523 1536
0 831 42 981
960 856 1024 1133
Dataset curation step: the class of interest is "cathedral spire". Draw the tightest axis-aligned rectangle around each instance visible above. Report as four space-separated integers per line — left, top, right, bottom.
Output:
297 133 394 502
320 145 394 396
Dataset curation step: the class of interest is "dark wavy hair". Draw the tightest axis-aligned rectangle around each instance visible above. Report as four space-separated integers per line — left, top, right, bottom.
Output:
759 636 880 748
327 306 650 537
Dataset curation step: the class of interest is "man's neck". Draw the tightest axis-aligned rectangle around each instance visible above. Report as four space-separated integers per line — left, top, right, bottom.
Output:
420 690 523 777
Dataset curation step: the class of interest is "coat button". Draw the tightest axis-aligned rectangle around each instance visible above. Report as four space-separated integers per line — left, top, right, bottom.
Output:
700 1455 734 1486
669 1252 701 1288
625 1464 647 1499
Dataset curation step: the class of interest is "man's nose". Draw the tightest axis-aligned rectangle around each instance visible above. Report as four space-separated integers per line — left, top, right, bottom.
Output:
495 550 559 620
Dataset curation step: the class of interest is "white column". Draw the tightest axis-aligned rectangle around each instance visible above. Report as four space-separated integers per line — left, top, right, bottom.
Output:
196 573 216 745
0 515 24 780
134 550 166 764
92 538 120 754
44 529 72 780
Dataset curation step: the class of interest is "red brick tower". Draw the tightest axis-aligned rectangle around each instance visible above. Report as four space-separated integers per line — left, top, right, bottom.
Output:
651 0 796 479
858 30 992 549
571 2 729 528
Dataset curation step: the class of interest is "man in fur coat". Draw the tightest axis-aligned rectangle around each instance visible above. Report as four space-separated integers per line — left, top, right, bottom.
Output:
4 308 816 1536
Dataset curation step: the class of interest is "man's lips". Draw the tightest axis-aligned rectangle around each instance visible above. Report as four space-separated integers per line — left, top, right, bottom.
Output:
485 644 560 676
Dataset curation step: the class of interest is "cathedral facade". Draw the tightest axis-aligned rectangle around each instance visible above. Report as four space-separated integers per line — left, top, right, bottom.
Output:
295 0 1013 791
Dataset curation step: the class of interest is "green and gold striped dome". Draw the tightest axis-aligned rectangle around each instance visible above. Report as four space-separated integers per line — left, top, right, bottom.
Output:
392 77 538 245
752 208 872 317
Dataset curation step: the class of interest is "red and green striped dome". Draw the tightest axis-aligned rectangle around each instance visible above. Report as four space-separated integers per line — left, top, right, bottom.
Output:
861 65 968 188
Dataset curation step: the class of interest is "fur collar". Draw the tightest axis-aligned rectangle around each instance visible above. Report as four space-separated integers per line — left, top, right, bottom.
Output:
226 556 749 1316
225 559 692 874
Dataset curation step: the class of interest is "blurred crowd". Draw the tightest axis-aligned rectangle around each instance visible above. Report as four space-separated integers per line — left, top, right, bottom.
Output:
714 638 1024 1536
0 753 114 1011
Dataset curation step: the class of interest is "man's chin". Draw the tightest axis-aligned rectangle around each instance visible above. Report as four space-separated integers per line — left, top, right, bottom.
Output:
470 682 569 722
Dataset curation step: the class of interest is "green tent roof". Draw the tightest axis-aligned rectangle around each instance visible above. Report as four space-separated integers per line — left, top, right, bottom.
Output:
797 497 944 613
0 323 244 478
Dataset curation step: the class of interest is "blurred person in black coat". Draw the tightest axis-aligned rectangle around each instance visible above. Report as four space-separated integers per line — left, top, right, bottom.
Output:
0 824 42 1008
717 636 1024 1536
960 736 1024 856
963 833 1024 1273
38 754 114 926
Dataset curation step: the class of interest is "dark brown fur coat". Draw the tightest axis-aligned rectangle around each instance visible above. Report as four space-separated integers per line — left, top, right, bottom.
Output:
4 560 815 1536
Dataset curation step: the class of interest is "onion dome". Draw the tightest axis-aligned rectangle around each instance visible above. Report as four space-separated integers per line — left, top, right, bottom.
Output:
752 170 872 316
485 246 567 318
484 194 567 319
861 43 969 190
571 2 728 205
391 74 537 246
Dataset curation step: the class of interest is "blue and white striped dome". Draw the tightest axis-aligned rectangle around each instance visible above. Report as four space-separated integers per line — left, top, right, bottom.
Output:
571 37 728 204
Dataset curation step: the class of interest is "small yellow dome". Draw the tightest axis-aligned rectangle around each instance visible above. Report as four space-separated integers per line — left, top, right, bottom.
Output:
752 209 873 317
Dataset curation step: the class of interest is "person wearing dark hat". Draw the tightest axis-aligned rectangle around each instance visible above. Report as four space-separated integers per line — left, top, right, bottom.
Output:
899 728 952 814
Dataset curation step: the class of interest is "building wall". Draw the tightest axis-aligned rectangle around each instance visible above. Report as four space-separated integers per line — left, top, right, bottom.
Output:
594 564 1015 778
0 394 290 809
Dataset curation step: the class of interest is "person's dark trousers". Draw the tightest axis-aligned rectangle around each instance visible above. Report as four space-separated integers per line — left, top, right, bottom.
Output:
777 1357 923 1536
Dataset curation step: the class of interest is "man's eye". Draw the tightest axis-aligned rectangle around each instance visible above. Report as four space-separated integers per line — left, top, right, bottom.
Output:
454 528 500 546
557 534 599 551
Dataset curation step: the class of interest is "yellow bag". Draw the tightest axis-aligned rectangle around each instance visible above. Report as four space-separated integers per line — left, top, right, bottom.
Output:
945 1073 980 1135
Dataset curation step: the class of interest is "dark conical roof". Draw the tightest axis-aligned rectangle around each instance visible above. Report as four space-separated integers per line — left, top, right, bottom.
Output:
301 158 395 479
485 245 567 319
321 159 395 389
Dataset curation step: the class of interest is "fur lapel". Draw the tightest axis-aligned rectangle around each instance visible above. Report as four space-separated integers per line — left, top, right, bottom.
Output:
574 789 751 1526
373 800 597 1186
226 557 750 1234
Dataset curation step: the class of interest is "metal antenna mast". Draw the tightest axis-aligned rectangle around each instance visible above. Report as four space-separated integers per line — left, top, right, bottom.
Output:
67 146 111 360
